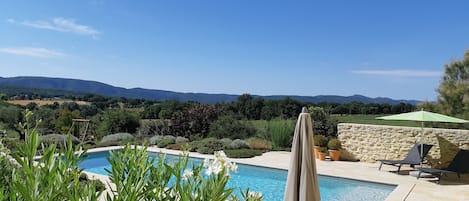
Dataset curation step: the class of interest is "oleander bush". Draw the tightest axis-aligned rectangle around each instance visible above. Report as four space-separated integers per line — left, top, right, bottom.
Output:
106 146 263 201
79 173 106 192
1 110 102 201
0 141 16 194
229 139 250 149
224 149 262 158
100 133 135 144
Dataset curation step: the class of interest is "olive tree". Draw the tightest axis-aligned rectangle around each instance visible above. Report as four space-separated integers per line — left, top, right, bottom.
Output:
436 49 469 120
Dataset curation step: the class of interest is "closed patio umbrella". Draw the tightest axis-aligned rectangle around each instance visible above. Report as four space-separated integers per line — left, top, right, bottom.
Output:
284 107 320 201
377 109 468 165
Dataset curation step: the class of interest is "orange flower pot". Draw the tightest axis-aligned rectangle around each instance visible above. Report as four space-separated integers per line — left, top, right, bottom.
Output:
319 152 327 160
328 150 341 161
313 146 321 159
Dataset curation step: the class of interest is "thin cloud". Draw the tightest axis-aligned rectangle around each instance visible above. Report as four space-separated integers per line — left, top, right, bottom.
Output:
0 47 65 58
6 18 99 37
351 70 442 77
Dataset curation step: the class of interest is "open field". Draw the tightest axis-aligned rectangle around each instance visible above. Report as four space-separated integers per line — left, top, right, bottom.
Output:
332 114 421 127
333 114 469 130
7 99 90 106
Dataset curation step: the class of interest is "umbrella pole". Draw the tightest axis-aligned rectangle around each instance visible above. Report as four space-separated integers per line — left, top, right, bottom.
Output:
420 121 424 167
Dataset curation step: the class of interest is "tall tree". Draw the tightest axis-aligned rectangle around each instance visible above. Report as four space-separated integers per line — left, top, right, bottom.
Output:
55 109 81 134
96 109 140 138
436 49 469 119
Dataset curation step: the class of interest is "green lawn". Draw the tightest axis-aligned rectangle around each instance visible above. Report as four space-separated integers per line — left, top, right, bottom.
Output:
332 114 469 129
331 114 422 127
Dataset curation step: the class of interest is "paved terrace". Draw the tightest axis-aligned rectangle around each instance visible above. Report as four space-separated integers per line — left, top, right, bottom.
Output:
85 146 469 201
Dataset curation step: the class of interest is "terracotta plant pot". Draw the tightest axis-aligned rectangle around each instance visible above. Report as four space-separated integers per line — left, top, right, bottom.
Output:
319 152 327 160
328 149 341 161
313 146 321 159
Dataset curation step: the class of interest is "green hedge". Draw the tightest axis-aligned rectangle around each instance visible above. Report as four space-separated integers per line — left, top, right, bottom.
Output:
224 149 262 158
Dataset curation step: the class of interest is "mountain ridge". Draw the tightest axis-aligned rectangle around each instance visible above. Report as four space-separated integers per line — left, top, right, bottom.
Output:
0 76 420 105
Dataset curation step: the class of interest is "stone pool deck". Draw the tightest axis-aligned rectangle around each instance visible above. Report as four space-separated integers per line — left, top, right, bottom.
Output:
85 146 469 201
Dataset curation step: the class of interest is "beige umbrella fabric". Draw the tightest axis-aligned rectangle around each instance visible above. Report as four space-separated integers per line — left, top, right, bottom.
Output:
284 107 320 201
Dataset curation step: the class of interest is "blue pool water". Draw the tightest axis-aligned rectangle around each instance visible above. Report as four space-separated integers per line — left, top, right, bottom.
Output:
80 151 395 201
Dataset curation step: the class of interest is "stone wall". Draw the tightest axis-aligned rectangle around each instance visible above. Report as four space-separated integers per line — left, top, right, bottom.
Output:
337 123 469 165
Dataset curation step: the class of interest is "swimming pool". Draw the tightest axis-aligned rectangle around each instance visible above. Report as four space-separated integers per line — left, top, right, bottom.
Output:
80 151 395 201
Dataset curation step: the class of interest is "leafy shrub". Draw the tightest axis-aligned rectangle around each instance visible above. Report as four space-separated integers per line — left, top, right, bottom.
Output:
209 116 257 139
79 173 106 192
156 135 176 148
175 136 189 144
268 119 294 149
195 138 224 154
220 138 233 149
5 110 102 200
188 140 200 152
229 139 250 149
0 142 16 194
246 138 272 150
188 133 204 141
163 135 176 142
313 135 328 147
100 133 135 144
309 107 338 138
40 134 81 147
149 135 163 145
196 146 214 154
157 138 174 148
224 149 263 158
1 138 24 155
166 142 189 150
327 138 342 150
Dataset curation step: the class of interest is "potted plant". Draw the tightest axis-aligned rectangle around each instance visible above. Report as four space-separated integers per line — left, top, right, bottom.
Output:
319 147 328 160
327 138 342 161
313 135 328 159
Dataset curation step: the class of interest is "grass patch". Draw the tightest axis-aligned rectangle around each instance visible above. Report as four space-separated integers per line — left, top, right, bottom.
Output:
331 115 421 127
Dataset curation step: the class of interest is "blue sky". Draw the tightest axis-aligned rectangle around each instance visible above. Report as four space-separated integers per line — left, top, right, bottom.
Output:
1 0 469 101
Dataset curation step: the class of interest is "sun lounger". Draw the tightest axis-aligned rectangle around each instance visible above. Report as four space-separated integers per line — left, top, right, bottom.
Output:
378 144 433 174
418 149 469 183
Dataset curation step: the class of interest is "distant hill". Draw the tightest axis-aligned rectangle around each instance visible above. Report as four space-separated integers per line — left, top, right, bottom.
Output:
0 76 420 105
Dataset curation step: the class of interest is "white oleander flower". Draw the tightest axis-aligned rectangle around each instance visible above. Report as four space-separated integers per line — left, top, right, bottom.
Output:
248 191 263 199
212 161 223 175
205 164 214 175
203 158 211 167
182 169 193 180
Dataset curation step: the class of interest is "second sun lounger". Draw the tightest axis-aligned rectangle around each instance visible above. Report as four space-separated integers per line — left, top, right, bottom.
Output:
378 144 433 174
418 149 469 183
